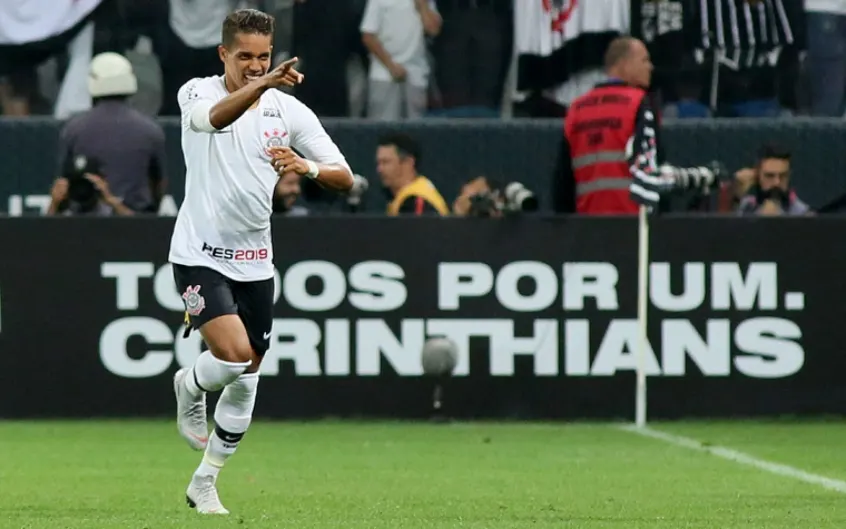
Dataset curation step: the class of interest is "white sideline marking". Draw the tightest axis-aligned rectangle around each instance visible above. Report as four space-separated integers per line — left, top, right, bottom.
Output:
618 424 846 494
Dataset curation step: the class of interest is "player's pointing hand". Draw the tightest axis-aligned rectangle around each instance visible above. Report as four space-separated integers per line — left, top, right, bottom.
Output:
263 57 304 88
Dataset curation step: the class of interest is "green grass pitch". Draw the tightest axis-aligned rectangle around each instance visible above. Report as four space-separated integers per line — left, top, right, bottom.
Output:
2 420 845 528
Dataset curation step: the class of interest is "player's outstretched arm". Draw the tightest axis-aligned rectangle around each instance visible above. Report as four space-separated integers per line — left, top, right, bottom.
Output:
204 58 304 131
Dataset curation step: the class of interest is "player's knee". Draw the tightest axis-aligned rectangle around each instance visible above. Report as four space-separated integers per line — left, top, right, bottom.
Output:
201 316 255 364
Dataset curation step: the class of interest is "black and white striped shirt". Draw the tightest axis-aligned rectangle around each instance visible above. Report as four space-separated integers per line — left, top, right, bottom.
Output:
633 0 804 69
697 0 803 66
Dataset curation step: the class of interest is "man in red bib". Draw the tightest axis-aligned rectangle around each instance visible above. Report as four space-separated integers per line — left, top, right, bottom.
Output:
553 37 720 214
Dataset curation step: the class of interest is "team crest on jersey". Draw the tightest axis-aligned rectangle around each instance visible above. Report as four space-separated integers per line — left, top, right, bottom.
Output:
264 128 288 149
182 285 206 316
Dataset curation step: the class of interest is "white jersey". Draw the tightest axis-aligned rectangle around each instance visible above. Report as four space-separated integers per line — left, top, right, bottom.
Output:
168 75 350 281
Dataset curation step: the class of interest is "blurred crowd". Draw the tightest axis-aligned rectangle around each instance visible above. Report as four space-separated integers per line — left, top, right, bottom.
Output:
3 0 846 120
1 0 843 220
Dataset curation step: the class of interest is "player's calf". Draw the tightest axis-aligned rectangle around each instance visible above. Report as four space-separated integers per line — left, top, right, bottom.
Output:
194 371 259 479
185 371 259 514
175 316 254 451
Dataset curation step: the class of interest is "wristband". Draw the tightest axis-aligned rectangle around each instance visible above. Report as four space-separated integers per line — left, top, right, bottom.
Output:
305 160 319 179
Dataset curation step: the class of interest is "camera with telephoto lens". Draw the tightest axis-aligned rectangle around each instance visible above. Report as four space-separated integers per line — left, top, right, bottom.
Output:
661 160 728 194
502 182 539 213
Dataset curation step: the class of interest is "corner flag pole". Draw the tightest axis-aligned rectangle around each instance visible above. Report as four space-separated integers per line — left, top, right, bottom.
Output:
635 205 649 428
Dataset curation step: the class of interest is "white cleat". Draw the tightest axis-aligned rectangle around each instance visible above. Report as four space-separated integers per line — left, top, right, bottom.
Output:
186 476 230 515
173 367 208 451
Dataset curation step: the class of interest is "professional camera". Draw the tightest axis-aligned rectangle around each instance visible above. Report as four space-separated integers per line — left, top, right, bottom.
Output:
502 182 539 213
64 155 102 213
467 190 502 217
661 161 727 194
464 180 538 217
656 160 729 212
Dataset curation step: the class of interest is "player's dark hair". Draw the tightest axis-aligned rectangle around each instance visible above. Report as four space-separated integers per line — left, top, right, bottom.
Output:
378 133 421 165
221 9 275 48
757 143 791 164
604 37 636 70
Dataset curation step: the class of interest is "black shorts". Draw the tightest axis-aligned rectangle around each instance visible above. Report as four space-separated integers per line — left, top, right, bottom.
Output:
172 264 275 356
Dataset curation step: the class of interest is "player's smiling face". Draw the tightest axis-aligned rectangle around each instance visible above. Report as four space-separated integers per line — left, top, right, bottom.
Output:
219 32 272 91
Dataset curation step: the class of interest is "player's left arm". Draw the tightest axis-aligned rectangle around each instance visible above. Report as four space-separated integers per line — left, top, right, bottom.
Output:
269 98 353 192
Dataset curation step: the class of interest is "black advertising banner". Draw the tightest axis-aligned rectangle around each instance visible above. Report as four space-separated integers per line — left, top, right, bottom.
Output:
0 216 843 419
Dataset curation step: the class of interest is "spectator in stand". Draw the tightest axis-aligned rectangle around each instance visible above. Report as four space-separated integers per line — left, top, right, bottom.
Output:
430 0 511 118
360 0 442 120
0 0 104 117
291 0 359 117
155 0 263 116
736 144 810 216
377 133 449 215
272 170 309 216
48 52 166 215
805 0 846 116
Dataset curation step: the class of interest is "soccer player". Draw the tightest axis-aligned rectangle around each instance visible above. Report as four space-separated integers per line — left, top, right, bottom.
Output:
168 9 354 515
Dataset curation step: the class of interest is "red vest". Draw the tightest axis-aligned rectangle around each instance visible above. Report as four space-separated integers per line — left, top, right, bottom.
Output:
565 84 646 214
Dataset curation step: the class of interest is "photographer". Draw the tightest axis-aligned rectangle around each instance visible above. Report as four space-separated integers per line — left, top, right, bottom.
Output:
452 176 503 217
272 170 309 216
52 51 167 215
736 144 810 217
553 37 722 215
377 133 449 216
452 176 538 217
47 156 134 216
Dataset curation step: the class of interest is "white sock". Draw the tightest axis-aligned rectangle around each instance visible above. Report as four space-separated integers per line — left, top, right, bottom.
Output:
184 351 250 397
194 372 259 480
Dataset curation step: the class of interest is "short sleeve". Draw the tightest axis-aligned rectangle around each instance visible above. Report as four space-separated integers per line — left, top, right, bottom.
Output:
287 96 352 172
360 0 381 34
177 78 218 132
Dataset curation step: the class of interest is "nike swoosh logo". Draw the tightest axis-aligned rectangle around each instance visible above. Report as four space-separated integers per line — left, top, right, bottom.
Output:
186 431 208 444
263 331 272 339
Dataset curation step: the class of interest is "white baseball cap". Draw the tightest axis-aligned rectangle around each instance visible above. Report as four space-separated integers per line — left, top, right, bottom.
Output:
88 52 138 98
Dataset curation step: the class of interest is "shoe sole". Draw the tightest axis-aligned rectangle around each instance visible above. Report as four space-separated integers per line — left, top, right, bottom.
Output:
174 369 207 451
